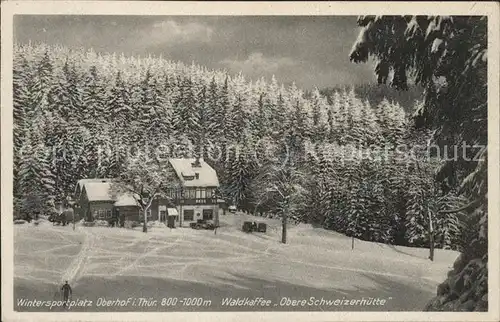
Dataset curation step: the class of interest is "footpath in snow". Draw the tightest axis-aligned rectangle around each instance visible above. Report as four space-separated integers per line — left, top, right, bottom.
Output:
13 215 459 311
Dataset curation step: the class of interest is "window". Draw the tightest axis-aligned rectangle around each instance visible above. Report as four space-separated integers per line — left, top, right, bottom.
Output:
93 209 113 219
167 188 180 199
206 188 213 199
195 188 207 199
185 188 196 199
94 209 107 219
184 210 194 221
203 209 213 220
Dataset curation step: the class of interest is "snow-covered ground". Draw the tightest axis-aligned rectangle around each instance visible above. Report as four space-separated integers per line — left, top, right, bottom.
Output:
14 214 459 311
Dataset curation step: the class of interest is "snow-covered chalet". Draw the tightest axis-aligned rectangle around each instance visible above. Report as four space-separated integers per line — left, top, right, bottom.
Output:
73 158 224 227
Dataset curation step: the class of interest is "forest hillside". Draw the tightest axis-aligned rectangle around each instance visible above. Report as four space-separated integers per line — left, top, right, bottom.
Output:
14 42 470 253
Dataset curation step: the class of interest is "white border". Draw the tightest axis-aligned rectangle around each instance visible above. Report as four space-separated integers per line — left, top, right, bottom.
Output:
1 2 499 322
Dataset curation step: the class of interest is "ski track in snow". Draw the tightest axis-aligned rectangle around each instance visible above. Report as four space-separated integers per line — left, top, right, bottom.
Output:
38 244 78 253
113 232 184 277
61 228 93 286
15 217 457 296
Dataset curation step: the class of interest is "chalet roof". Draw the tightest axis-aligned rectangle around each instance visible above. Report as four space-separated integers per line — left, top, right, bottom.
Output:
83 182 114 201
168 158 219 187
77 178 113 188
114 194 139 207
77 158 219 202
75 178 113 196
82 181 138 205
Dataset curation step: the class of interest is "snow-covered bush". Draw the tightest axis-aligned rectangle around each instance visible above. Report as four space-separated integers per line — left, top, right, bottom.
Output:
94 220 109 227
82 221 96 227
124 220 139 229
148 221 165 228
14 219 27 225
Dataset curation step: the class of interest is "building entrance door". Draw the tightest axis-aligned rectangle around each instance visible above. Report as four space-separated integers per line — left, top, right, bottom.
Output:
167 215 175 228
159 205 167 222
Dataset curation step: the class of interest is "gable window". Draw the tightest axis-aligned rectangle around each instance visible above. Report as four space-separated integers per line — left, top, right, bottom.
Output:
182 172 195 181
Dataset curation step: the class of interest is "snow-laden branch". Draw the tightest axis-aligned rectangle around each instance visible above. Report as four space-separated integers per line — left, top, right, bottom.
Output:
438 199 481 214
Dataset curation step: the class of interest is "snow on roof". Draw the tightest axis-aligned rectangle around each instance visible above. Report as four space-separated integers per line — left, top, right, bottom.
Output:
181 169 196 177
83 182 114 201
168 158 219 187
75 178 113 195
79 180 138 205
114 194 139 207
77 157 219 201
167 208 179 216
77 178 113 187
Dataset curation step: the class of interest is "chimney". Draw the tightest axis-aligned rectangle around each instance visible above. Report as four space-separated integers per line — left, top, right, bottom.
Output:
192 157 201 168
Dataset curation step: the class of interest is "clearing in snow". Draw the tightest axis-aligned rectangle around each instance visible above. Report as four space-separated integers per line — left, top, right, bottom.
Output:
14 214 459 311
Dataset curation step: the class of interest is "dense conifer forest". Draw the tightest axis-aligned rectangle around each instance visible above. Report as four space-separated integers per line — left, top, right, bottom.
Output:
14 42 471 252
319 82 423 113
349 15 487 312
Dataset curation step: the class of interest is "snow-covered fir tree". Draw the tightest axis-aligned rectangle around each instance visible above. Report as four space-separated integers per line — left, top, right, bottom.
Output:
12 42 466 257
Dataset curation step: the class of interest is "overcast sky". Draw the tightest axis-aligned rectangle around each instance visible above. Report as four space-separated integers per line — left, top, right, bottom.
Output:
14 15 376 90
